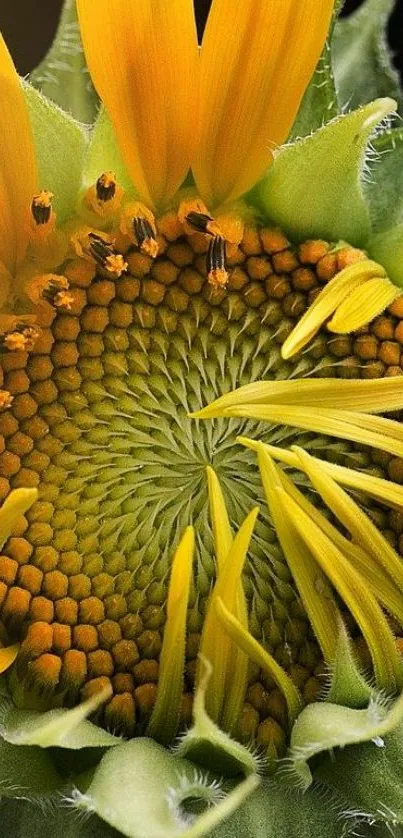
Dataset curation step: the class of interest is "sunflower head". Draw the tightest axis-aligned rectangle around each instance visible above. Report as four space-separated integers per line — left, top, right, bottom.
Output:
1 1 403 836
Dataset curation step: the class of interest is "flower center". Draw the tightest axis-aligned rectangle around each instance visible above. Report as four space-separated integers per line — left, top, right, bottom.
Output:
1 216 403 746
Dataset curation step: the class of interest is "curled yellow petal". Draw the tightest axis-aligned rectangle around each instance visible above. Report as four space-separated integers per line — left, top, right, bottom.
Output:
77 0 199 210
281 259 386 359
282 489 403 692
328 277 401 334
147 527 194 744
0 644 19 675
0 488 38 550
193 0 334 207
0 34 38 273
215 597 301 725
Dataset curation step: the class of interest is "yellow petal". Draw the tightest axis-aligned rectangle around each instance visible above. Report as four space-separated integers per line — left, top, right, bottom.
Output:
207 403 403 459
238 437 403 510
206 466 249 733
257 445 339 663
281 259 385 359
328 277 401 334
191 375 403 419
193 0 334 207
77 0 199 210
199 507 258 724
282 489 403 692
294 447 403 598
0 35 38 272
147 527 194 744
275 462 403 626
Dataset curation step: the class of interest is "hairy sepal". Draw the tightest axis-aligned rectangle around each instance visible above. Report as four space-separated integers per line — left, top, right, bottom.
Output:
256 98 396 247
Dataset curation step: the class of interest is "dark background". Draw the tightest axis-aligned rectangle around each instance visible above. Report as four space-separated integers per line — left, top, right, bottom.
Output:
0 0 402 78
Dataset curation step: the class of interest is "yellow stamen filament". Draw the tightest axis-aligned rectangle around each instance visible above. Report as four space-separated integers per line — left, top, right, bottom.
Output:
215 597 301 725
199 506 258 724
146 527 194 744
206 467 249 733
293 447 403 598
0 488 38 550
281 259 387 359
238 437 403 511
190 376 403 419
257 445 339 663
282 489 403 692
328 277 401 334
1 324 40 352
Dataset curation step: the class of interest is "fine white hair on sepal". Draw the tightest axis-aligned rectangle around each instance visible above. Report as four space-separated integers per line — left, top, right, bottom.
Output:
165 768 225 828
61 786 95 822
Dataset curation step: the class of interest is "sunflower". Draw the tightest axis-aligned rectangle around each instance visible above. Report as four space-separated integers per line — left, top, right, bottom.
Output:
1 0 403 835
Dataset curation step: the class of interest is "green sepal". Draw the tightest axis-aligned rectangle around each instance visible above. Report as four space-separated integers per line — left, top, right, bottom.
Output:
326 621 372 708
317 719 403 828
0 734 60 799
24 83 88 223
29 0 99 124
365 127 403 233
333 0 403 114
367 223 403 288
0 799 119 838
290 691 403 790
210 776 361 838
175 658 261 778
0 687 120 749
256 98 396 247
67 737 259 838
84 107 134 195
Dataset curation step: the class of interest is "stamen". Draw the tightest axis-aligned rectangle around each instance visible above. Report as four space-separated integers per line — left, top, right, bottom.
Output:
96 171 117 203
0 390 13 411
0 323 41 353
207 236 229 287
88 233 128 277
185 211 221 236
31 190 54 226
27 274 74 310
132 217 159 259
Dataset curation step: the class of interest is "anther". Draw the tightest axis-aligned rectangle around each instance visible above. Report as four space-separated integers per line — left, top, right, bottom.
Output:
31 191 54 226
207 236 229 288
96 172 117 203
0 390 13 411
133 217 159 259
88 233 128 278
